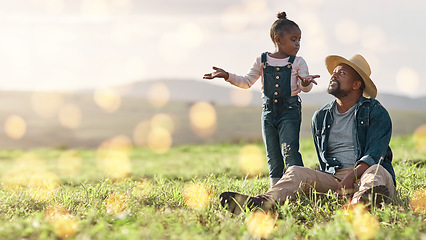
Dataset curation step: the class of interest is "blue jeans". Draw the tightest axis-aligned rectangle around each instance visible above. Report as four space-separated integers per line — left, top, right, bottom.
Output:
262 96 304 178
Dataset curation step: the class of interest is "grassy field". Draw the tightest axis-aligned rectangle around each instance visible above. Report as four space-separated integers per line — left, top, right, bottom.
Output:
0 135 425 239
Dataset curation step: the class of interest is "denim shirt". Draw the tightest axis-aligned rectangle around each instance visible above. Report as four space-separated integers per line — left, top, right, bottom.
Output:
311 96 396 186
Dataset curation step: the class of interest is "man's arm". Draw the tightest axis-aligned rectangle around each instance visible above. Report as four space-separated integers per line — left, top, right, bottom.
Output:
336 162 370 195
337 101 392 195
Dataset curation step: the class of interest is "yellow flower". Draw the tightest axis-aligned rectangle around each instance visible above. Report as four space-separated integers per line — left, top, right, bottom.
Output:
410 188 426 215
131 179 154 199
340 203 379 240
105 193 129 215
53 215 79 239
246 211 277 239
182 183 211 210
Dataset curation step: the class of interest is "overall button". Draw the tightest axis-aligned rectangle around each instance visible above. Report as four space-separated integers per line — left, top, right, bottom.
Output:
263 65 266 69
276 67 280 71
276 76 279 79
287 65 291 68
274 92 278 96
275 84 279 87
274 99 278 103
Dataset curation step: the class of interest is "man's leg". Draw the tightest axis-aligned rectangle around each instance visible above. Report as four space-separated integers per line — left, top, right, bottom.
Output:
261 166 345 205
351 164 396 205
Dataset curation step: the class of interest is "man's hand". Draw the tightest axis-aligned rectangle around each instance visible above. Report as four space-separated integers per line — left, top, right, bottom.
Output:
203 66 229 80
336 173 356 196
336 162 370 197
297 74 320 87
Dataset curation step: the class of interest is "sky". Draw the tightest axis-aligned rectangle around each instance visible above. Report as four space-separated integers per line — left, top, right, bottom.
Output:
0 0 425 98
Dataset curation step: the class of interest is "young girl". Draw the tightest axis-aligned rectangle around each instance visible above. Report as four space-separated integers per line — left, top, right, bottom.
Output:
203 12 319 187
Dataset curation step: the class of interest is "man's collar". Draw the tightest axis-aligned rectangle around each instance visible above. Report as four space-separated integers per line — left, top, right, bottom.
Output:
324 96 371 111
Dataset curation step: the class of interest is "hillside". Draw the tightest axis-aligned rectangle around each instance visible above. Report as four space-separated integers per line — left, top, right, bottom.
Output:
113 79 426 111
0 79 425 149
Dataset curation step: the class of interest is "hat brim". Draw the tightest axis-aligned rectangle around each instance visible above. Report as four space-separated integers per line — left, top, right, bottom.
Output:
325 55 377 98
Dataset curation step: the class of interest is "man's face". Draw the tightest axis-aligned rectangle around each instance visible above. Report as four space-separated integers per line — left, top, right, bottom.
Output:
327 64 359 98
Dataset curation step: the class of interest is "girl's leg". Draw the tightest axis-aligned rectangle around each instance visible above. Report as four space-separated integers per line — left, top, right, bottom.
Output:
277 107 303 168
262 113 285 182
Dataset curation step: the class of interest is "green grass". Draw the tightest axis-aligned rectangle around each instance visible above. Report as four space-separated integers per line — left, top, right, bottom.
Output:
0 136 425 239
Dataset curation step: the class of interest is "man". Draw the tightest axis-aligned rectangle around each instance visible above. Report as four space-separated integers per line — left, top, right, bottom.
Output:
220 54 396 214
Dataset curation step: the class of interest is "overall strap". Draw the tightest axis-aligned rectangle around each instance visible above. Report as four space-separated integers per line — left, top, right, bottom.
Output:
288 55 296 64
261 52 268 64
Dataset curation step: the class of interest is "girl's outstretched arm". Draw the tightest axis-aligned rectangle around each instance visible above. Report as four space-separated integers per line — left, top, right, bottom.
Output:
297 74 320 87
203 66 229 80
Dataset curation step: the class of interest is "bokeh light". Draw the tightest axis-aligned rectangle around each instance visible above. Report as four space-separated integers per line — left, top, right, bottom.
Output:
53 215 79 239
189 101 217 137
58 104 82 129
148 126 172 154
413 124 426 154
147 82 170 108
133 120 150 147
45 203 69 223
1 153 44 191
94 87 122 113
31 91 64 118
1 154 60 202
238 144 265 177
221 5 249 32
177 23 203 49
396 67 420 96
57 150 82 176
105 192 129 216
183 183 211 210
340 203 379 240
230 88 253 107
96 135 132 180
334 19 360 45
409 188 426 215
246 211 276 239
27 171 60 202
131 179 154 199
151 114 175 133
45 203 79 239
4 115 27 139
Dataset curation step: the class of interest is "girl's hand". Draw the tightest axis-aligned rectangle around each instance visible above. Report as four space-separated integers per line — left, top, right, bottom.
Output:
203 66 229 80
297 74 320 87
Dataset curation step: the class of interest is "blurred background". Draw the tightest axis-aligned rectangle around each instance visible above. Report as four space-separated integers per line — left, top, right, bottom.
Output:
0 0 425 150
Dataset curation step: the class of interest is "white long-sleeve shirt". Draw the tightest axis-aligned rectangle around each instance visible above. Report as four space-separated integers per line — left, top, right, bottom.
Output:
226 53 313 97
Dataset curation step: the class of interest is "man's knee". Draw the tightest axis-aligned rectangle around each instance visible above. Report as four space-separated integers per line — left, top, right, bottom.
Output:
286 166 305 174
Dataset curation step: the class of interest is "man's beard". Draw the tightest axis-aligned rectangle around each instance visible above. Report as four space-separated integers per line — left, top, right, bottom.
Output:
327 80 348 98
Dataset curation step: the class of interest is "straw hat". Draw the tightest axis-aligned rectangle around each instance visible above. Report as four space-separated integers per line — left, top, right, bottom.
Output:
325 54 377 98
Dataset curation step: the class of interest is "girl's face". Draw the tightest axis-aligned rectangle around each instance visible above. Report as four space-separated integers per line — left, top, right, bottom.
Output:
275 27 301 57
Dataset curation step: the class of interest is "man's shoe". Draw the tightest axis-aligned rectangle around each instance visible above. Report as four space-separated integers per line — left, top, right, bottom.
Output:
219 192 274 214
359 185 391 206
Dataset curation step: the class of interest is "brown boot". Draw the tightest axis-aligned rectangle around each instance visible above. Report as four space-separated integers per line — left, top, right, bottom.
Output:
359 185 391 206
220 192 275 214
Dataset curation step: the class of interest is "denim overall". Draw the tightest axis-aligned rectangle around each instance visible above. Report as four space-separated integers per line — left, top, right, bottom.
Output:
261 52 304 179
